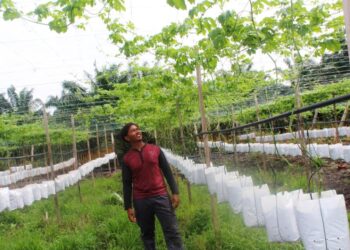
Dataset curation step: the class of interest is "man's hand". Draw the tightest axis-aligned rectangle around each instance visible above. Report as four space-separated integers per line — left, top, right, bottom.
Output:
171 194 180 209
127 208 136 223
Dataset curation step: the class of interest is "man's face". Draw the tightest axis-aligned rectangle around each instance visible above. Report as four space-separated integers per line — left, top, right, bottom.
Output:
125 125 142 143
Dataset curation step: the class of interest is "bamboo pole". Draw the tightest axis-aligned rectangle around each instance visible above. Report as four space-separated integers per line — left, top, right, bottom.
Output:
30 145 34 183
43 106 60 222
339 102 349 127
175 98 192 203
176 98 187 155
231 107 238 166
87 138 95 185
333 99 340 143
111 132 117 172
193 123 203 160
104 126 112 174
311 109 319 129
71 115 83 202
254 93 267 170
96 124 101 158
196 64 219 235
154 130 158 145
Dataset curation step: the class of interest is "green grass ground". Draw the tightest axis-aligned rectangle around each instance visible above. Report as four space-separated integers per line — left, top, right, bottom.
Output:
0 173 308 249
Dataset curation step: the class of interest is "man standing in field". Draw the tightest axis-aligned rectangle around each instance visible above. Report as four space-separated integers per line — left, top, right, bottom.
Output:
120 122 184 250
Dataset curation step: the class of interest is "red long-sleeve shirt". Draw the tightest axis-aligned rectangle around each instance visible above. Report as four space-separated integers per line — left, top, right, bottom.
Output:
122 144 178 209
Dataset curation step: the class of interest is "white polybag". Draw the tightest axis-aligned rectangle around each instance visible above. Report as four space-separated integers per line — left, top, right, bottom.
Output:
295 195 350 250
0 187 10 212
261 192 300 242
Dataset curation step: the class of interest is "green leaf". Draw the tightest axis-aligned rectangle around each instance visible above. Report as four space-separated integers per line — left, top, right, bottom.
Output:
48 18 68 33
167 0 187 10
3 8 20 20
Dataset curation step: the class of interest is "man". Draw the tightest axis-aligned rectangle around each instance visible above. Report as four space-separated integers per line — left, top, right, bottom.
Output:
120 122 184 250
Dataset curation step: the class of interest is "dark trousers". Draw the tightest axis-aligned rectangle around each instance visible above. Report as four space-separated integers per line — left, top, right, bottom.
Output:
133 195 184 250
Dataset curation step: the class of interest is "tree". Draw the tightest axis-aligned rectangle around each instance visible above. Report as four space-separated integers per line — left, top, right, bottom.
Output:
46 80 88 115
0 93 12 114
1 85 41 114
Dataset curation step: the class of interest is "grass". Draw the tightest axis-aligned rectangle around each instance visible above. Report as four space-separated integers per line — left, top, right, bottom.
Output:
0 172 305 249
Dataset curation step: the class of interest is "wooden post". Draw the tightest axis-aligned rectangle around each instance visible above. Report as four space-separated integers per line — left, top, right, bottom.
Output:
186 179 192 204
254 93 262 132
196 65 211 166
71 115 83 202
176 98 187 154
295 82 307 157
194 123 204 160
104 126 112 174
231 107 238 166
43 147 49 180
169 128 175 151
311 109 319 129
111 132 117 172
59 144 67 174
196 64 219 236
339 102 349 127
254 93 267 170
96 124 101 158
87 138 95 185
343 0 350 63
154 130 158 145
30 145 34 183
333 99 340 143
43 106 60 222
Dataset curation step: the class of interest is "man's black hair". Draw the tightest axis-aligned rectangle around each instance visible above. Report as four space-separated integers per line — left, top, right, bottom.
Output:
119 122 139 142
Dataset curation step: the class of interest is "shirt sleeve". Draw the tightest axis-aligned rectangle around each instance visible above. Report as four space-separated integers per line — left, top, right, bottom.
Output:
121 160 132 210
158 149 179 195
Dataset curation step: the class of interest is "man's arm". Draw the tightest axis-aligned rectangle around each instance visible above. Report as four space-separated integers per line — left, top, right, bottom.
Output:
121 161 136 222
158 149 179 195
121 161 132 210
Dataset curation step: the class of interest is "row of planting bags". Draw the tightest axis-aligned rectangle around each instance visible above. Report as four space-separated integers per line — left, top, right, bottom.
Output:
238 126 350 142
199 141 350 162
0 153 116 213
163 149 350 250
0 158 75 187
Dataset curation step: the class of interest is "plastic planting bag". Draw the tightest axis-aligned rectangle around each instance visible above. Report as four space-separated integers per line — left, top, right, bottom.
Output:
204 167 217 194
343 145 350 163
215 172 227 203
316 144 330 158
0 187 10 212
240 144 250 153
289 144 302 157
326 128 336 138
224 143 234 153
204 166 225 195
40 182 49 199
329 144 344 160
30 184 42 201
43 181 56 195
264 144 276 155
222 174 238 202
242 184 270 227
9 189 24 211
261 192 300 242
193 164 206 185
54 178 65 192
21 185 34 206
0 174 11 186
295 195 350 250
338 127 350 137
227 176 254 214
